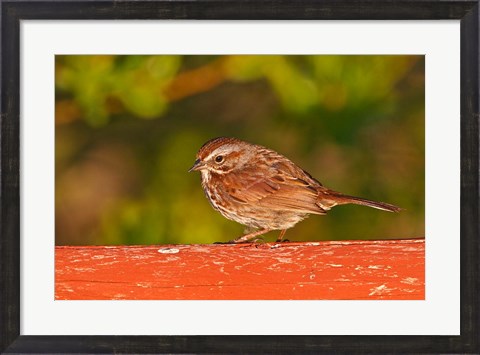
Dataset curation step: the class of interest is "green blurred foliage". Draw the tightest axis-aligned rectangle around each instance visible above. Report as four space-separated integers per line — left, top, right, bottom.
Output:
55 55 424 245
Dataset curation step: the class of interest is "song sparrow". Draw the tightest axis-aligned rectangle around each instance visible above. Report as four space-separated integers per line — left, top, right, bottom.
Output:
189 137 401 243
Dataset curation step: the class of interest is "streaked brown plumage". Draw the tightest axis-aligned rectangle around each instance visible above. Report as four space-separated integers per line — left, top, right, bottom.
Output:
189 137 401 243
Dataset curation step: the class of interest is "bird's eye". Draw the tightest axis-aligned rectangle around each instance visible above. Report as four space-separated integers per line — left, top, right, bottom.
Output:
215 155 224 163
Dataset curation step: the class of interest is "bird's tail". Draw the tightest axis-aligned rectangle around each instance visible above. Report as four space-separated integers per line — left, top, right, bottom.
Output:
331 193 402 213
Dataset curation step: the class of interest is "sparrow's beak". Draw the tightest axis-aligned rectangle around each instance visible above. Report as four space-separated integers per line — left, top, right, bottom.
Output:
188 159 205 172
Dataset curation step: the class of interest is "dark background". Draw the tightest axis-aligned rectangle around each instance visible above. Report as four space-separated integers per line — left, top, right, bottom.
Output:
55 55 424 245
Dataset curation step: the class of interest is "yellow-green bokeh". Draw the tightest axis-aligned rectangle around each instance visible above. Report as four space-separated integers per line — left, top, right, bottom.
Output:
55 55 424 245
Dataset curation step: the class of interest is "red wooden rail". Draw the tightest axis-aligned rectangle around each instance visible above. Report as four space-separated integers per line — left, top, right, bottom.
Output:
55 239 424 300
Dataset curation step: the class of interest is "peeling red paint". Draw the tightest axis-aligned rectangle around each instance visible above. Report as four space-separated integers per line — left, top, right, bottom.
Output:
55 239 425 300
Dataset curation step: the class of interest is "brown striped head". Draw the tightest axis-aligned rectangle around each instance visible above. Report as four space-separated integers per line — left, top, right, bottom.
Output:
189 137 253 174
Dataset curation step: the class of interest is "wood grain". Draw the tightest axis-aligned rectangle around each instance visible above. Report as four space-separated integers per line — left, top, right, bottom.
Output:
55 239 424 300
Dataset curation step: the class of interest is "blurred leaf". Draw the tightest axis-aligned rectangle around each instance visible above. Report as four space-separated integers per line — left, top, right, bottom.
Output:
119 86 167 119
56 55 181 125
226 55 318 113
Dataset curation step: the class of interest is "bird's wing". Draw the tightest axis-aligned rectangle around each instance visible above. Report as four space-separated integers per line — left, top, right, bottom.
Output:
223 161 326 215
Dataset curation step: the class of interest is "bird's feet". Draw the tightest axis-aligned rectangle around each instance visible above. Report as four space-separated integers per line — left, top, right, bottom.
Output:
275 229 289 243
213 240 235 244
214 236 265 244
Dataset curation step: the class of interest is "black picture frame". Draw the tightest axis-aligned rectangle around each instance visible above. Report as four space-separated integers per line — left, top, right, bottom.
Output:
1 1 478 353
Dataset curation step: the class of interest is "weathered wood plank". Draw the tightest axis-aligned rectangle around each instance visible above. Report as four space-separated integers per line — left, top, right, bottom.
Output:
55 239 424 300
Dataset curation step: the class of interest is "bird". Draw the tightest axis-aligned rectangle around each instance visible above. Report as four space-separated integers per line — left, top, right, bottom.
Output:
189 137 401 243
